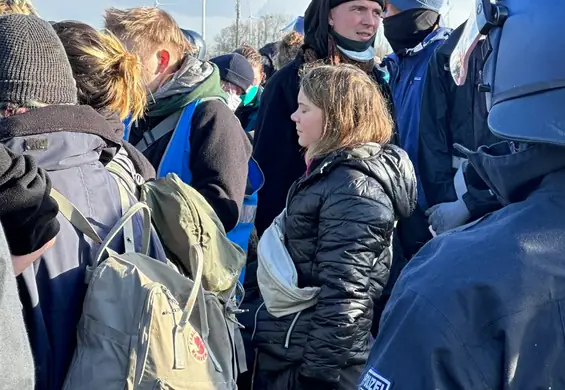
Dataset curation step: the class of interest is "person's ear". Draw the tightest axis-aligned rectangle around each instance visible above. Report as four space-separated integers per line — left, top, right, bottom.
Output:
157 49 171 73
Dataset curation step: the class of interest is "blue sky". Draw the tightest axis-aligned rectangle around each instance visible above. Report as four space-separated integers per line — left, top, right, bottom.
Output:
33 0 473 42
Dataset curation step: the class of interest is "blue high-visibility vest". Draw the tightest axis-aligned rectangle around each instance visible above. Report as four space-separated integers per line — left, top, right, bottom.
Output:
123 114 133 141
157 100 263 283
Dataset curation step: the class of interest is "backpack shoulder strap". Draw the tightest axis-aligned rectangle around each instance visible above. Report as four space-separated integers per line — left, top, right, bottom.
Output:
51 187 152 281
135 110 183 153
156 100 209 180
50 189 103 244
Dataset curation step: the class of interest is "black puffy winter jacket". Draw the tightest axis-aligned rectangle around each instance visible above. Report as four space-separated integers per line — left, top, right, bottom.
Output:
253 143 416 389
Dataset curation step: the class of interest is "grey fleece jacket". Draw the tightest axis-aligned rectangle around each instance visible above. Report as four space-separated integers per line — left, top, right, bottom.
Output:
0 223 34 389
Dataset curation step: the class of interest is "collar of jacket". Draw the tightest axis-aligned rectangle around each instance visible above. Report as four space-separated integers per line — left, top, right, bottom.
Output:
0 105 122 165
0 105 121 146
305 143 395 181
386 27 451 61
146 56 228 118
296 143 417 219
457 141 565 206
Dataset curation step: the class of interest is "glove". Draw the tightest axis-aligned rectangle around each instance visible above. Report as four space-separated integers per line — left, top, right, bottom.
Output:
425 199 471 235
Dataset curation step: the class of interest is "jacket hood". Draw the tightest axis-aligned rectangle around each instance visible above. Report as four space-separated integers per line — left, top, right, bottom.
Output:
0 105 122 168
147 55 227 118
311 143 417 218
457 141 565 206
100 110 125 138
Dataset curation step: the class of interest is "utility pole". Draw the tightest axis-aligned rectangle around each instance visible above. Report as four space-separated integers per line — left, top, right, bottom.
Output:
202 0 206 39
235 0 241 47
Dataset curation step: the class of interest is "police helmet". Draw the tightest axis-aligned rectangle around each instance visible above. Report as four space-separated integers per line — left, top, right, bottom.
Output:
451 0 565 147
181 29 207 61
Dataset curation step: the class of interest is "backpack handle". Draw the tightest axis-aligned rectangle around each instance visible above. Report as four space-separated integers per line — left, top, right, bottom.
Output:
92 202 152 268
171 244 204 370
178 244 204 328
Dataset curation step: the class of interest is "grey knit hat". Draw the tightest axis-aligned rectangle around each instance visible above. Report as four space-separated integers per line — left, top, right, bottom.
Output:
0 14 77 105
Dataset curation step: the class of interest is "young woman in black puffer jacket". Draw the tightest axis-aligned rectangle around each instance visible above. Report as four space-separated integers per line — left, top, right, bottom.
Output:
252 64 417 390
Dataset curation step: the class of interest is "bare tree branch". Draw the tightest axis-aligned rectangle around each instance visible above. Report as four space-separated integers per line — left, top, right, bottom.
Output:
210 13 292 57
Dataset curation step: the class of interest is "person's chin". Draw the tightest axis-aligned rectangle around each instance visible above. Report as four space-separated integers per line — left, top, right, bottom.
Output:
297 137 308 147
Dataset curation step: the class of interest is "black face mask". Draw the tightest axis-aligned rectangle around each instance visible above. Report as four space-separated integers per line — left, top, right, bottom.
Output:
330 28 376 52
383 9 440 53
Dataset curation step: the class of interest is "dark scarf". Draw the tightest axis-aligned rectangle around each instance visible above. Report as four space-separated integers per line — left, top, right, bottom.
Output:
383 9 440 54
330 28 376 52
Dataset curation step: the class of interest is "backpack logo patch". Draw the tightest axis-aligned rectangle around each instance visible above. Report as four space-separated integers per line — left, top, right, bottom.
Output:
359 368 391 390
188 330 208 363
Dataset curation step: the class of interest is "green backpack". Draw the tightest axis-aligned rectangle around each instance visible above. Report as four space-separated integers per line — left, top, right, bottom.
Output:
106 149 247 297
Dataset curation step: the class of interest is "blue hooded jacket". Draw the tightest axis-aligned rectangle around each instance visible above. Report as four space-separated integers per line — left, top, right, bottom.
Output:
384 27 451 209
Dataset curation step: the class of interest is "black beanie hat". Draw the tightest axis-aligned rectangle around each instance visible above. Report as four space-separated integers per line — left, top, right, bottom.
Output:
304 0 384 58
210 53 255 92
0 14 77 106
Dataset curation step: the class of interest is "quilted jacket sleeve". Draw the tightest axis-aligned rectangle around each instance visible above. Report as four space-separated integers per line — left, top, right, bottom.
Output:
299 182 395 386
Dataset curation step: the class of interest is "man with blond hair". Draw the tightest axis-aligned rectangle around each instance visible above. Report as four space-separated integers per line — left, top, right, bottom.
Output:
105 7 251 233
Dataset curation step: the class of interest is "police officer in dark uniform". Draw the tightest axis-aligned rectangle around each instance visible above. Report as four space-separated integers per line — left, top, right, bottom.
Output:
360 0 565 388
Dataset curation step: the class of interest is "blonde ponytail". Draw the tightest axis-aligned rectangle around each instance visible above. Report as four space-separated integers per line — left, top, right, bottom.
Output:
53 21 147 122
80 31 146 121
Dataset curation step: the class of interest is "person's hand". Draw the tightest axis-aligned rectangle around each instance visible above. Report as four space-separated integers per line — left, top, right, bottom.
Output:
11 237 56 276
426 200 471 235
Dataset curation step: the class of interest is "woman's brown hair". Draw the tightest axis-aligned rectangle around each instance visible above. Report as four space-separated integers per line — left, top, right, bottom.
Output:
277 32 304 69
300 64 393 161
52 21 146 121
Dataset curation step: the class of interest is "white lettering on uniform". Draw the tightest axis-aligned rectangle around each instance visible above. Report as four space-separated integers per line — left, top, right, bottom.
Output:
359 368 391 390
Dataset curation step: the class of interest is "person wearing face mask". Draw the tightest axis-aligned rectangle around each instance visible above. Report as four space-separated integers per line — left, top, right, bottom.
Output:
379 0 449 260
210 52 255 112
360 0 565 388
252 0 392 239
210 52 265 261
233 45 266 138
105 7 251 233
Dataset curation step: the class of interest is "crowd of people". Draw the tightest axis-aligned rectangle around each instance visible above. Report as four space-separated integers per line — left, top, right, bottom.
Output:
0 0 563 389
